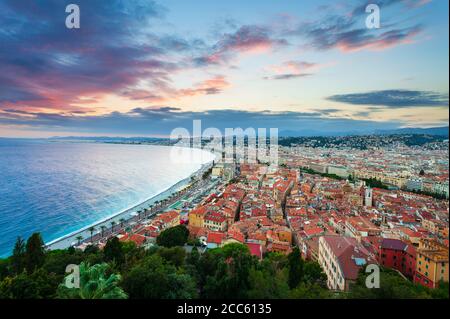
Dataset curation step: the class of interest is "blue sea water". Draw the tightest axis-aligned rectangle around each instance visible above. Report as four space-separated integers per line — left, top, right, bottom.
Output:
0 139 213 257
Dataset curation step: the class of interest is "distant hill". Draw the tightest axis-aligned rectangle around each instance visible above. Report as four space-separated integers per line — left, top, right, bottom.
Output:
374 126 449 136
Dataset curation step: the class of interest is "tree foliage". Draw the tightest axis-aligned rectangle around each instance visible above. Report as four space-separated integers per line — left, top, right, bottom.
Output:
288 247 304 289
0 232 447 300
25 233 45 273
57 262 127 299
348 266 448 299
121 254 197 299
156 225 189 248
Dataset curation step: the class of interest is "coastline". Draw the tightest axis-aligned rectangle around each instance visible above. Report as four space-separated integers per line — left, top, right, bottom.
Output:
45 150 214 251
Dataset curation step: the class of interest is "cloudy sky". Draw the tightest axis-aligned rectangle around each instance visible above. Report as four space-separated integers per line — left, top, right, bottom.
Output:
0 0 448 137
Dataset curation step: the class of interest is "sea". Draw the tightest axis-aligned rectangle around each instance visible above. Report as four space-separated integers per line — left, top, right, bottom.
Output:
0 139 214 257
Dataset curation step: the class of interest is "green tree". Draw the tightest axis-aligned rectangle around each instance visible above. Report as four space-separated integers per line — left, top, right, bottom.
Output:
42 249 84 276
120 241 146 272
156 225 189 248
287 247 304 289
157 246 186 268
25 233 45 273
0 259 10 281
103 237 125 266
289 282 333 299
11 237 26 274
121 254 197 299
186 246 200 267
76 235 83 246
429 281 449 299
202 243 257 299
349 266 431 299
0 268 59 299
247 266 290 299
88 227 96 242
57 262 127 299
303 260 327 286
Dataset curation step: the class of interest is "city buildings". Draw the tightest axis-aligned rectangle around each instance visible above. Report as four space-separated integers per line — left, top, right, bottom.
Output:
379 238 416 279
94 139 449 293
414 239 449 288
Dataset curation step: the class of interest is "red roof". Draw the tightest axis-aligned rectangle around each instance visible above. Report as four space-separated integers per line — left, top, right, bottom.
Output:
119 233 147 246
227 229 245 243
204 212 226 223
158 211 179 224
381 238 407 251
322 236 374 281
246 242 263 259
303 227 324 237
207 231 225 244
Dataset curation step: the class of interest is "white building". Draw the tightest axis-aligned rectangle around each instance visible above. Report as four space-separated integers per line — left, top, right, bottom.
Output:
327 165 350 178
318 236 375 291
364 187 373 207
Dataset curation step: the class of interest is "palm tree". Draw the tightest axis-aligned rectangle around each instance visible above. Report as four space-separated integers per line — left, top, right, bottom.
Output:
76 235 83 246
110 221 116 232
57 262 128 299
88 226 96 242
100 226 107 238
119 218 125 228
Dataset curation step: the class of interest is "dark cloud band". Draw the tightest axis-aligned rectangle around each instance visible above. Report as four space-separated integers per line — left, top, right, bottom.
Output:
327 90 449 108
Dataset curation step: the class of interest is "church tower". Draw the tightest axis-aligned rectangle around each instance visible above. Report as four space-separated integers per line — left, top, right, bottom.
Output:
364 187 373 207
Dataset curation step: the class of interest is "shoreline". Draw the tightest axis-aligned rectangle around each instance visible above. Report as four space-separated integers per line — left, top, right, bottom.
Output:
45 153 214 251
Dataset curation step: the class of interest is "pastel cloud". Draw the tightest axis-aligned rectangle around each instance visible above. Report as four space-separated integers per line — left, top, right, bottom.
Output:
194 25 288 66
120 75 230 103
285 0 425 53
0 0 222 115
179 76 230 97
0 0 444 137
264 61 319 80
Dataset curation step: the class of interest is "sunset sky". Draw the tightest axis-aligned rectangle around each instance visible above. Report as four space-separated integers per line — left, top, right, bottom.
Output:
0 0 448 137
